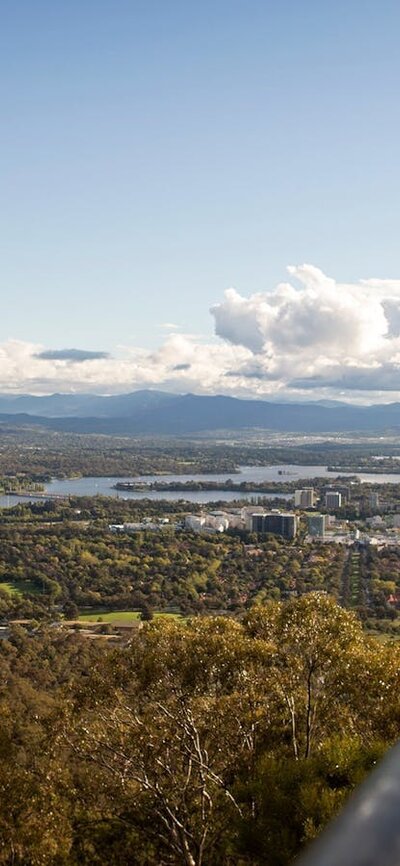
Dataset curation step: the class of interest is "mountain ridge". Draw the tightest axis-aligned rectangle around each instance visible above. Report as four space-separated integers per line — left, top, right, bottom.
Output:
0 390 399 433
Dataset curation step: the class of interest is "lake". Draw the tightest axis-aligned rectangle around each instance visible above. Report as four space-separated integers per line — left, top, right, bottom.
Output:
2 463 400 508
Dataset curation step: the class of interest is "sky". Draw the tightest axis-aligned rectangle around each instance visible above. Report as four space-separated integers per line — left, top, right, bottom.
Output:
1 0 400 401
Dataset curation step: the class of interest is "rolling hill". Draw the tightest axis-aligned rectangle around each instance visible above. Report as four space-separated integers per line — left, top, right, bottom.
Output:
0 391 399 434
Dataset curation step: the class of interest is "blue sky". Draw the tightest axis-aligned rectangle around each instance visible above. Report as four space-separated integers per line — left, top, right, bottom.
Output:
1 1 400 398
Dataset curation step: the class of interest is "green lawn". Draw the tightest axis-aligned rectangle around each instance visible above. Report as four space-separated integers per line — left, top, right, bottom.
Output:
0 580 40 596
79 610 182 623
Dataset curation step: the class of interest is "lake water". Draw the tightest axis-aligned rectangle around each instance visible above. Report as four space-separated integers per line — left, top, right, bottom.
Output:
0 494 46 509
2 463 400 508
43 467 296 503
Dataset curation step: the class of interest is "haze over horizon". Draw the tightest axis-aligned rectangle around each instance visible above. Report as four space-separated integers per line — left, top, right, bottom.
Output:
2 1 400 403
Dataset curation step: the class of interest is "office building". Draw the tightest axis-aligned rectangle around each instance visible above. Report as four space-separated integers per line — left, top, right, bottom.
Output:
323 485 351 503
370 492 380 509
325 491 342 509
251 512 298 539
306 513 326 538
294 488 316 508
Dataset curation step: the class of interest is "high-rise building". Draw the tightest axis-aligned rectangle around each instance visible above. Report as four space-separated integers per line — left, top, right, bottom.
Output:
306 513 326 537
323 485 351 503
370 492 380 509
294 488 316 508
325 491 342 509
336 485 351 503
251 512 298 539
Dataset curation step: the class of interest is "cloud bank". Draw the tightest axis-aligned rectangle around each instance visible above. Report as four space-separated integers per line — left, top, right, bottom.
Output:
2 265 400 402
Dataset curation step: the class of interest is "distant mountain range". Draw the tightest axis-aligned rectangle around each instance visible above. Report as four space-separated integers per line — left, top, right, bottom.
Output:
0 390 400 434
0 390 176 418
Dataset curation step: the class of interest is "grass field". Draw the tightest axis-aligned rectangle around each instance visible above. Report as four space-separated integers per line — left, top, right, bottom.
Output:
79 610 182 623
0 580 40 596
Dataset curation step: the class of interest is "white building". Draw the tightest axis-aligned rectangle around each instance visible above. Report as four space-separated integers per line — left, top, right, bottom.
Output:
185 515 206 532
294 488 316 508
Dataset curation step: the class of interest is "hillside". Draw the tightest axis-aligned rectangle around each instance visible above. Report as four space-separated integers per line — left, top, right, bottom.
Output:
0 391 400 434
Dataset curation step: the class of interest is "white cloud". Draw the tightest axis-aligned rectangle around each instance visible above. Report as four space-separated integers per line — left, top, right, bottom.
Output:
0 335 252 397
212 264 389 356
2 265 400 401
210 264 400 399
159 322 181 330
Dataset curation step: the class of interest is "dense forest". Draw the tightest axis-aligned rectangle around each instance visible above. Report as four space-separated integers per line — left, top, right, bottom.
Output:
1 594 398 865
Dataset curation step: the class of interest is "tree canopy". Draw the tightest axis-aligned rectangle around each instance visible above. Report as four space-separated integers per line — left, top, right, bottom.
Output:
0 594 398 865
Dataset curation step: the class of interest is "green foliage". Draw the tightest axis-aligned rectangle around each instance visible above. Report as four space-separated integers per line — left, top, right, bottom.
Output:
0 596 397 864
238 737 387 865
0 514 351 622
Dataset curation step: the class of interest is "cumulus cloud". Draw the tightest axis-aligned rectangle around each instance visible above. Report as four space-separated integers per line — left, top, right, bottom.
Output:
0 336 251 397
212 265 389 356
210 264 400 399
2 265 400 401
